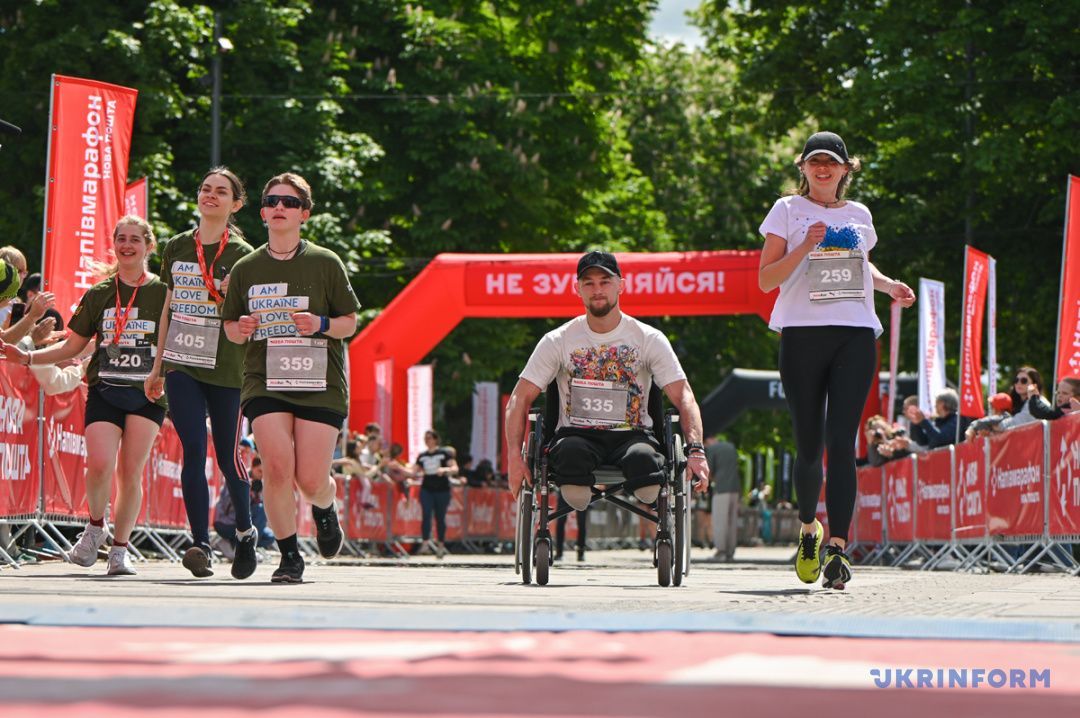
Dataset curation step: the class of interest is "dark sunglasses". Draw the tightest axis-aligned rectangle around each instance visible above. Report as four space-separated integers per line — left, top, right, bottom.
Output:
1015 376 1030 385
262 194 304 210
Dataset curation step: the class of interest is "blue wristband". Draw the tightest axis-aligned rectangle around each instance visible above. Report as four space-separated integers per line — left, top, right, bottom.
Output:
320 315 329 333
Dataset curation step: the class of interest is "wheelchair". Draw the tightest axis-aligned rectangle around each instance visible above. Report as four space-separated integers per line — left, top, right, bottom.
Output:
514 382 692 587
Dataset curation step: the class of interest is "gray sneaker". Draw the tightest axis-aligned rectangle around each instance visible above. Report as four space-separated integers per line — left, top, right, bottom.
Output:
68 524 108 567
106 547 137 576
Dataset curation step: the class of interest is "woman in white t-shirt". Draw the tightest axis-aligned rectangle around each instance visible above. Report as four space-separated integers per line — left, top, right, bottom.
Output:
758 131 915 591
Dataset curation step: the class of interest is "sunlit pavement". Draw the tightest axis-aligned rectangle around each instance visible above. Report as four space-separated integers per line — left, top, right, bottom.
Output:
2 546 1078 717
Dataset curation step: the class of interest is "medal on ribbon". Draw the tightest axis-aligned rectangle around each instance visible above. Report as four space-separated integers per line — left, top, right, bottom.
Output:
108 272 147 360
194 228 229 309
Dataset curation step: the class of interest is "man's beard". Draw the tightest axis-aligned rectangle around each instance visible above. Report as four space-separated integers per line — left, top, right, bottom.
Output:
587 298 615 318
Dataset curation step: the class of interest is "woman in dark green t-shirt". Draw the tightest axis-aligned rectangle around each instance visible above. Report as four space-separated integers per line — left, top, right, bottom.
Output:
144 167 259 581
1 216 167 577
222 172 360 584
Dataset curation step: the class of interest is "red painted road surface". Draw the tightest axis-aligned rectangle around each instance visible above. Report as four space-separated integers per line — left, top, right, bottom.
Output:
1 626 1078 717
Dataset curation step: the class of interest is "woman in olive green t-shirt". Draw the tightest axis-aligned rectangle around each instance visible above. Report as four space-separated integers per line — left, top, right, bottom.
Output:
0 216 167 577
144 167 260 581
222 172 360 584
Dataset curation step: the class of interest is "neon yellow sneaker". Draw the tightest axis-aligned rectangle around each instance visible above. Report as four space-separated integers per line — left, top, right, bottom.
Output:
795 519 823 583
822 545 852 590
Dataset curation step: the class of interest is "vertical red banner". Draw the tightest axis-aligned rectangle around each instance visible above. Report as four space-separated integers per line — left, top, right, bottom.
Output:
124 177 148 219
43 75 138 316
959 247 990 418
1056 175 1080 384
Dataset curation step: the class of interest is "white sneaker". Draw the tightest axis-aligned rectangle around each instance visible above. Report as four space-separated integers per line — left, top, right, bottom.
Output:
106 547 137 576
68 524 108 567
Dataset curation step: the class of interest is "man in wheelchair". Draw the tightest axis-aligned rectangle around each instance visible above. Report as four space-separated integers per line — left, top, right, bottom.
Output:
505 251 710 511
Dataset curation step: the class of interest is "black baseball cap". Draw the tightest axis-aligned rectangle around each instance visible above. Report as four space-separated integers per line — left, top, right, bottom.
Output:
576 251 621 278
800 131 849 164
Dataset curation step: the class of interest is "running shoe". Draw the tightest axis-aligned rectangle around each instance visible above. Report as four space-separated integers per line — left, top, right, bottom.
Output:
231 528 258 580
68 524 108 567
795 519 823 583
182 544 214 578
822 544 852 590
106 547 137 576
313 504 344 559
271 551 305 583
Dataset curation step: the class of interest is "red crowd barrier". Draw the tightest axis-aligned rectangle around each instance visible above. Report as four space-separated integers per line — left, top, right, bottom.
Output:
986 421 1045 536
854 466 882 545
8 360 1080 557
144 418 186 529
884 457 915 542
465 487 497 537
954 438 988 541
915 448 952 542
0 363 41 519
1049 412 1080 536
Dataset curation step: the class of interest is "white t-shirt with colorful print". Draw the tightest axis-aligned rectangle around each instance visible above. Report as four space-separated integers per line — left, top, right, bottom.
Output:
759 195 883 337
520 314 686 431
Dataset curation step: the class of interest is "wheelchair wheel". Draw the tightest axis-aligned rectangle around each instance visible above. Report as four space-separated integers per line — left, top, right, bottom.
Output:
535 538 550 585
516 489 534 585
674 491 688 587
657 539 673 587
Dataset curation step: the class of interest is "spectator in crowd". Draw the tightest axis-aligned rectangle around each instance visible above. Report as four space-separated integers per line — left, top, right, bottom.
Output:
1003 365 1045 428
965 392 1017 439
705 436 740 563
384 442 417 493
0 248 57 347
904 388 962 448
413 429 458 557
15 309 91 395
864 415 911 466
1032 377 1080 419
215 454 276 559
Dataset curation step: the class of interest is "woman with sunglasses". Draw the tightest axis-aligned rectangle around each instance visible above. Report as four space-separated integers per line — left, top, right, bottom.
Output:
758 131 915 591
1 216 168 576
222 173 360 583
144 167 259 580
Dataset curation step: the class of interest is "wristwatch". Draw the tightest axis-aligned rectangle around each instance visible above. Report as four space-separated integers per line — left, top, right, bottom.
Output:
685 441 705 456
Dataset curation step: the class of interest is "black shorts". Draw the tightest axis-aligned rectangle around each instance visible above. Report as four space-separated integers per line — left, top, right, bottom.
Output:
242 396 346 429
85 383 167 429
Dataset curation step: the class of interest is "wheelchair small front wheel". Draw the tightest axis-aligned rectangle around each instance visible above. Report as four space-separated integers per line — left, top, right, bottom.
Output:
535 539 550 586
656 540 673 587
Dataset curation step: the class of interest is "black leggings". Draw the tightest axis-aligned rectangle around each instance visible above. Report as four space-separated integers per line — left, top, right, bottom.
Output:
779 326 877 541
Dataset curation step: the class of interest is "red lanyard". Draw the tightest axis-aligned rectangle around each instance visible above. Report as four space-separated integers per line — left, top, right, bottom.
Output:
193 227 229 304
112 273 146 346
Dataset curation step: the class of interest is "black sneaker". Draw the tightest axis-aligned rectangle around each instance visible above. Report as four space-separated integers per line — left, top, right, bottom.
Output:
313 504 344 559
822 545 852 590
271 551 305 583
182 544 214 578
231 528 258 580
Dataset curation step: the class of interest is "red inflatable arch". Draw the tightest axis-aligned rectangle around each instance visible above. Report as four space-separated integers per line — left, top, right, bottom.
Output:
348 251 776 441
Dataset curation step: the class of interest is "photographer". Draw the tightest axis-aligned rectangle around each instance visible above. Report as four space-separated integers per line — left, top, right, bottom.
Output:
864 415 910 467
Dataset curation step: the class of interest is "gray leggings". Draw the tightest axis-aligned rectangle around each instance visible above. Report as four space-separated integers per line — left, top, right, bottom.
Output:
779 325 877 540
